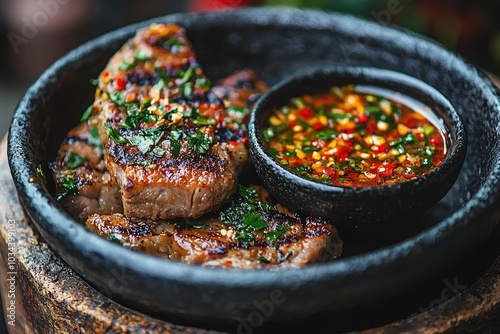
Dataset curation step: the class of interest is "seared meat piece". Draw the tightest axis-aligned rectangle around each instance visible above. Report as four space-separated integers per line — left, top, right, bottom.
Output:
86 185 342 268
51 69 267 223
212 69 268 124
50 121 123 222
96 24 248 219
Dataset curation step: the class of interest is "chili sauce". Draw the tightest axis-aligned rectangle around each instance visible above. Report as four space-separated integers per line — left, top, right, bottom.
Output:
263 85 448 187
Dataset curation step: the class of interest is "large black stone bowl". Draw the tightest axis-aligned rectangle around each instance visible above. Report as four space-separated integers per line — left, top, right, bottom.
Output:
249 66 467 235
7 8 500 331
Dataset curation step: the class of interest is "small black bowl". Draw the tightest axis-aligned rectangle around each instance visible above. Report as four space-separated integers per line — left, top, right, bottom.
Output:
249 67 467 235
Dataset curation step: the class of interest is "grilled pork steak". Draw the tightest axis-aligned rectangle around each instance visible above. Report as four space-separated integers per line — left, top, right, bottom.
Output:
52 70 267 222
86 185 342 268
95 24 248 219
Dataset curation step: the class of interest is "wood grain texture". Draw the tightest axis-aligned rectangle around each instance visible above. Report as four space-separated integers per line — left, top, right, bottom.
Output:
0 108 499 333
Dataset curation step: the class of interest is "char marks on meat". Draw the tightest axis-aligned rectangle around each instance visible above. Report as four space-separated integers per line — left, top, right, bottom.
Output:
52 23 343 269
50 121 123 222
51 68 267 222
86 185 342 268
96 24 248 220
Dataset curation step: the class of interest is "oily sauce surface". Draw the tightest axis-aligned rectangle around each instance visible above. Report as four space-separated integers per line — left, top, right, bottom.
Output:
263 85 447 187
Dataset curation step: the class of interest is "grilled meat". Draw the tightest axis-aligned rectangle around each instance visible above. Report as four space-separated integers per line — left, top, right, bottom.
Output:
86 185 342 268
52 22 343 269
95 24 248 219
51 70 267 222
211 69 268 124
50 121 123 222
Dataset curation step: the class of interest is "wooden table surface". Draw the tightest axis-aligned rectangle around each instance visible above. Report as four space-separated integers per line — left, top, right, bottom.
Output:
1 73 500 332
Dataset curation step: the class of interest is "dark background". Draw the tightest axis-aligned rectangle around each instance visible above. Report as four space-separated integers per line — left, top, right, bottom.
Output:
0 0 498 332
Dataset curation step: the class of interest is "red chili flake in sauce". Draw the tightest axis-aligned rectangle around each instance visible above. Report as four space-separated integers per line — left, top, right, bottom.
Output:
263 85 448 187
115 77 126 91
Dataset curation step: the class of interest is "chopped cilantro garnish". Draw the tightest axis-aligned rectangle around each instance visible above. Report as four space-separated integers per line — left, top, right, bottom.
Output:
258 202 276 211
154 67 171 87
109 92 125 106
187 130 213 154
218 184 281 245
80 105 93 122
239 184 258 203
36 164 46 185
88 127 102 148
265 225 289 244
134 50 150 61
120 107 141 130
120 62 135 70
183 82 193 97
89 78 99 86
169 129 184 155
128 127 164 154
243 212 268 230
181 67 194 83
167 37 184 47
56 174 78 201
65 151 87 169
257 256 270 263
151 146 165 157
104 124 127 144
195 77 211 90
133 160 151 167
107 234 122 244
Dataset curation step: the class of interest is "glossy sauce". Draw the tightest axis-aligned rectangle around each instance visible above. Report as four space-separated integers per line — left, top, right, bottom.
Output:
263 85 448 187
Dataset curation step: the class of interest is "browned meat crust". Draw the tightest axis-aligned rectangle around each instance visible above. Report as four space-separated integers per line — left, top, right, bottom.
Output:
51 69 267 223
50 121 123 222
212 69 268 124
51 23 343 269
95 24 249 219
86 186 342 268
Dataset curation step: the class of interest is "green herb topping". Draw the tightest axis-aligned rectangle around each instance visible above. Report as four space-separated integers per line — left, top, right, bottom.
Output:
104 124 127 144
36 164 47 185
219 185 286 246
56 174 78 201
80 105 93 122
187 130 214 154
65 151 87 169
107 234 122 244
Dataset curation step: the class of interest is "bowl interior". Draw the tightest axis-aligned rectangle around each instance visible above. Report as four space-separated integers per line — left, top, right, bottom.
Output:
7 8 500 329
251 66 464 191
249 66 467 237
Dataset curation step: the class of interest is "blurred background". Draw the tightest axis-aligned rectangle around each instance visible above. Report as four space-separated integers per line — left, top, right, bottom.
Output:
0 0 498 137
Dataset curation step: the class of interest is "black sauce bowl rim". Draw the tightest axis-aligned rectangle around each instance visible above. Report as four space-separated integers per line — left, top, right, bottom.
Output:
249 66 467 196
